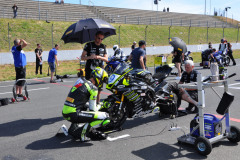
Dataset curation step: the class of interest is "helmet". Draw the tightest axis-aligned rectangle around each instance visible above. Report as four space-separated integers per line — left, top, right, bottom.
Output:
221 39 225 43
91 67 108 88
113 45 119 52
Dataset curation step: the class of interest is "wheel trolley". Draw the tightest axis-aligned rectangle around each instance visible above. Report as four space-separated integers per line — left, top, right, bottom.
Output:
12 79 29 102
177 72 240 156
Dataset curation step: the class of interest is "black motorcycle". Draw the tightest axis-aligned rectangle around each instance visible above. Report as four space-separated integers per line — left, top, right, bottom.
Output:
99 63 178 130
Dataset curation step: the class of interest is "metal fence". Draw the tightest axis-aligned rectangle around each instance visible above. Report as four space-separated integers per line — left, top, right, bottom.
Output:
1 22 239 53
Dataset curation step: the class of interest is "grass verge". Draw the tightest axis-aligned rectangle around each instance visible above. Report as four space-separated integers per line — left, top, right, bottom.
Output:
1 50 239 81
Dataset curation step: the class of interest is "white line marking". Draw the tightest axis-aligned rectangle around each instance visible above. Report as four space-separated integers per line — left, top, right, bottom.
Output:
63 81 74 83
0 78 45 83
107 134 130 141
0 87 50 95
0 85 13 88
219 83 240 89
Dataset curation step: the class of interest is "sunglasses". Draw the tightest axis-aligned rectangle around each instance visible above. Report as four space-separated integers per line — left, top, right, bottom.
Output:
97 37 104 41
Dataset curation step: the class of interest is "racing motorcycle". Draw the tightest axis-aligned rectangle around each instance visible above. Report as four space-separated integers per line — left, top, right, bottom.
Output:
99 63 178 131
104 54 129 75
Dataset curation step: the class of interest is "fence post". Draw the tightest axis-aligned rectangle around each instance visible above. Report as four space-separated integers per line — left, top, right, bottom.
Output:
181 19 182 26
161 18 162 25
3 8 4 18
52 24 54 48
125 16 127 24
65 12 67 21
118 25 121 47
26 9 28 19
8 23 10 51
150 17 151 25
215 21 216 28
138 17 140 25
190 19 191 27
145 25 148 42
237 24 239 43
206 21 209 43
169 26 171 38
171 19 172 26
46 10 48 21
188 25 191 44
223 27 225 38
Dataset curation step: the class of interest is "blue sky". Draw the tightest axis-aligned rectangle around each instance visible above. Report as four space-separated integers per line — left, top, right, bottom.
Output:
37 0 240 21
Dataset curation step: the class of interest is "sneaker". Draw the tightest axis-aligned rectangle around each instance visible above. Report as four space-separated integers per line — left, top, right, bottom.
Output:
50 80 56 83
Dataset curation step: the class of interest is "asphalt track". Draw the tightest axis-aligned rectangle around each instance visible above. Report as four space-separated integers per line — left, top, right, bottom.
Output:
0 61 240 160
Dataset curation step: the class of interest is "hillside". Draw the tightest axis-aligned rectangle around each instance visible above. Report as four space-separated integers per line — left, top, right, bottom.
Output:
0 18 239 52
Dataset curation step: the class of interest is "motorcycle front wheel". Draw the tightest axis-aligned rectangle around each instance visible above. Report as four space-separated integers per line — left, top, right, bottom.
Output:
99 101 127 131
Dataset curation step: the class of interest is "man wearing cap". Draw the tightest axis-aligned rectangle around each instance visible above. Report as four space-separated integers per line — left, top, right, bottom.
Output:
128 40 146 70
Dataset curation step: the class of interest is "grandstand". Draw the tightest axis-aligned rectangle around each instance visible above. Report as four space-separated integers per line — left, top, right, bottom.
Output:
0 0 236 28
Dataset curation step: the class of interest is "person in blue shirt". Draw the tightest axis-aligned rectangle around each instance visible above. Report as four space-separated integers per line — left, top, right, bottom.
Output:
48 44 59 83
128 40 146 70
11 39 28 97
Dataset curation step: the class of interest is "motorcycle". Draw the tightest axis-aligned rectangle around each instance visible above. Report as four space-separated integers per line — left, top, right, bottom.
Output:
104 55 129 75
183 51 193 62
218 50 230 66
99 63 178 130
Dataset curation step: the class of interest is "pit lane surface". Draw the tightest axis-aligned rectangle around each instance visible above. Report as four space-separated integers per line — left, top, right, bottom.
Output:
0 61 240 160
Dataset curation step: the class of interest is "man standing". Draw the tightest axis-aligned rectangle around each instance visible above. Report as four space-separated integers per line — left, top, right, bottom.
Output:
48 44 59 83
81 31 108 104
12 4 18 18
35 44 43 75
219 38 227 52
128 40 146 70
227 41 236 65
11 39 28 97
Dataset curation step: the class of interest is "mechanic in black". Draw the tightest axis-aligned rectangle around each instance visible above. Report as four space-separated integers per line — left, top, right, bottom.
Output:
62 67 109 142
178 60 199 113
227 41 236 66
35 44 43 75
201 48 213 68
81 31 108 103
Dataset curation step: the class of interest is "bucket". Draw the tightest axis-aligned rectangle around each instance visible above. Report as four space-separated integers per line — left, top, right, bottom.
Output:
210 63 219 81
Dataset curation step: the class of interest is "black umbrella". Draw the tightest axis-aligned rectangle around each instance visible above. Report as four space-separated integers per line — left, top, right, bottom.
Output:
61 18 116 44
169 37 187 54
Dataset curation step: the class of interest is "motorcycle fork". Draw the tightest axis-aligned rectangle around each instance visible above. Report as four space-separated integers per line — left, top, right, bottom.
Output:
117 94 125 114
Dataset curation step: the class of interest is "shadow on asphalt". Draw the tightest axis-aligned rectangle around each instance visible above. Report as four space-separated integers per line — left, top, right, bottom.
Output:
122 114 162 130
25 135 92 150
0 117 62 137
132 142 207 160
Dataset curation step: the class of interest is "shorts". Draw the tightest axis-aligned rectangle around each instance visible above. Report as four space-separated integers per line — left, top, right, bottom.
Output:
172 55 182 63
15 67 26 86
48 62 55 72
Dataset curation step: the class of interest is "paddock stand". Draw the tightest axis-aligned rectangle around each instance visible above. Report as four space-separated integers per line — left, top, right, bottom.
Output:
177 72 240 156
